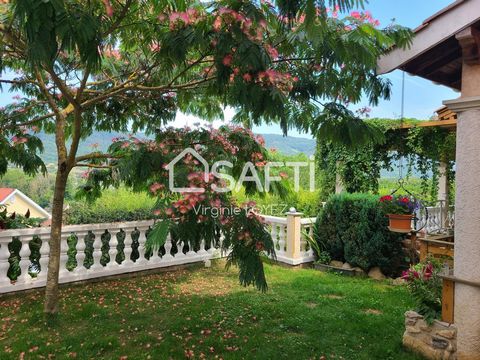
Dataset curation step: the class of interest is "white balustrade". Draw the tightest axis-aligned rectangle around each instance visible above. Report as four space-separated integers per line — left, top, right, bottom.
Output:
416 205 455 234
0 213 324 294
262 214 316 265
300 218 316 259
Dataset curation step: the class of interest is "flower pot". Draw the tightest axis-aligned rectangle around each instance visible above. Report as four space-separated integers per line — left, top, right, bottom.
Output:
387 214 414 233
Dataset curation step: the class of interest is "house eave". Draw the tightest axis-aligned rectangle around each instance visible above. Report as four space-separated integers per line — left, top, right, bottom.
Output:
377 0 480 86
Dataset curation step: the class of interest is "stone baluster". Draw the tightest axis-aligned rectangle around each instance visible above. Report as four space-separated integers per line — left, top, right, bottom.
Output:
74 232 88 277
58 233 70 278
90 230 104 271
136 226 149 265
174 239 186 260
271 224 278 251
299 226 307 254
278 224 287 255
0 238 12 289
206 237 215 257
122 228 134 267
106 230 119 270
197 237 209 258
147 226 162 264
18 235 32 283
186 240 196 259
162 233 174 262
37 235 50 283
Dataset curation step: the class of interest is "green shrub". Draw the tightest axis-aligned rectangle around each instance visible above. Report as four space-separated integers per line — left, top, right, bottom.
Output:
233 188 320 217
65 187 156 225
314 193 406 276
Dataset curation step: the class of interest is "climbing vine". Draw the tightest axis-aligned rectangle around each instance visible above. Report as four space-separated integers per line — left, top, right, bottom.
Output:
316 118 456 203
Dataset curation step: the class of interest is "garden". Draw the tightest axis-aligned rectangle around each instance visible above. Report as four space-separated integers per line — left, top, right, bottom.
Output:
0 262 423 360
0 0 463 359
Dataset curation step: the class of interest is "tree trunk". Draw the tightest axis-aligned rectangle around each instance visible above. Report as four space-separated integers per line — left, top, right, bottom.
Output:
43 166 69 315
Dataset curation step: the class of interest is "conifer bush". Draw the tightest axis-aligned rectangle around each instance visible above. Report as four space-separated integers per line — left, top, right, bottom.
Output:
314 193 406 276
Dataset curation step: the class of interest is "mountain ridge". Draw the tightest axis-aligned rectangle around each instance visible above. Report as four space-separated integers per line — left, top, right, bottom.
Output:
36 131 317 164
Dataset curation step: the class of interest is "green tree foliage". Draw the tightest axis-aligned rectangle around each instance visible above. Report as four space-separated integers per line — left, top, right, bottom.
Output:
80 126 280 291
0 168 75 207
314 193 406 276
317 118 456 202
0 0 411 313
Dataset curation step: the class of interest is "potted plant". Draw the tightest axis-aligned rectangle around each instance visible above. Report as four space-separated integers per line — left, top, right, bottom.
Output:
0 205 42 230
379 195 418 233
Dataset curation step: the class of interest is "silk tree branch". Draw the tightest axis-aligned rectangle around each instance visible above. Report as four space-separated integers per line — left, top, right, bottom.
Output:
0 112 56 130
0 79 40 86
103 0 134 37
74 163 113 169
74 152 119 163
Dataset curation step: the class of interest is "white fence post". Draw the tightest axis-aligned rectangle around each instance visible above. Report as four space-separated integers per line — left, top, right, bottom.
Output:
286 208 303 265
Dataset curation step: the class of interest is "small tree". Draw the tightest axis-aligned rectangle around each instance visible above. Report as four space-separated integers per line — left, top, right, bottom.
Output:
0 0 411 315
81 126 279 291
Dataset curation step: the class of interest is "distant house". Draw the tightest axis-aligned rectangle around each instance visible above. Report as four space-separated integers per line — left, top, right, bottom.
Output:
0 188 51 220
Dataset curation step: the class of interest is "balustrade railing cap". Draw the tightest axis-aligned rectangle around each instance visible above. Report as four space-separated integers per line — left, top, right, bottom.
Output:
286 207 303 216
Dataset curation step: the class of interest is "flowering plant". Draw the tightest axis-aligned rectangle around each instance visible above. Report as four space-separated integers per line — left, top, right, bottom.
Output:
0 205 42 230
379 194 418 215
402 259 442 322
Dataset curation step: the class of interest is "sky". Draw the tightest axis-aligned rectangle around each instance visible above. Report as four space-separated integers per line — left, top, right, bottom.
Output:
0 0 459 138
250 0 459 137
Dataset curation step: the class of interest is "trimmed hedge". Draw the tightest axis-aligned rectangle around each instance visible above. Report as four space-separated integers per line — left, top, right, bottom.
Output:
314 193 406 276
64 188 156 225
64 204 155 225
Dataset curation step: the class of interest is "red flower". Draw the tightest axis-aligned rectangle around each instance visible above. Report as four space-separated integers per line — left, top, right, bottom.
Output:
222 54 233 66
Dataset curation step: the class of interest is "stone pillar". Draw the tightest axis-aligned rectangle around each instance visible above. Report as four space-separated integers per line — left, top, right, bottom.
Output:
437 162 449 204
443 96 480 360
286 208 302 263
437 162 449 229
335 161 344 194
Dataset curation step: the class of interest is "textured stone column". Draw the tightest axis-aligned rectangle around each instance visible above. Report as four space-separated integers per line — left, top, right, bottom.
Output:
437 162 449 204
444 96 480 360
286 209 302 263
437 161 449 229
335 161 344 194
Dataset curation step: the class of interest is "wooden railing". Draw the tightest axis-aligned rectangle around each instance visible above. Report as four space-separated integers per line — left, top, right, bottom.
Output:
0 211 317 294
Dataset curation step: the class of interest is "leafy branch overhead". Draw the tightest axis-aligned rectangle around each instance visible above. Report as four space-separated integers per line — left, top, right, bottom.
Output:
78 126 280 291
0 0 412 178
317 118 456 201
0 0 412 312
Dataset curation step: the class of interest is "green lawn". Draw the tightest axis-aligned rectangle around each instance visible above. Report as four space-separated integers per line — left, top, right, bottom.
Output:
0 262 423 360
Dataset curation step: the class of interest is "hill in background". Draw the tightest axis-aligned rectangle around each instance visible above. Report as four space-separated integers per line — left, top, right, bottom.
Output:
37 131 317 165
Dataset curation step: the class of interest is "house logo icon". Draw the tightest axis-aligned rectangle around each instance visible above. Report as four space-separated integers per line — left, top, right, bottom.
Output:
166 148 210 193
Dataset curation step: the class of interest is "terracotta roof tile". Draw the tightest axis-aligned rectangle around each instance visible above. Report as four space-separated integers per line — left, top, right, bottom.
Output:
0 188 15 202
